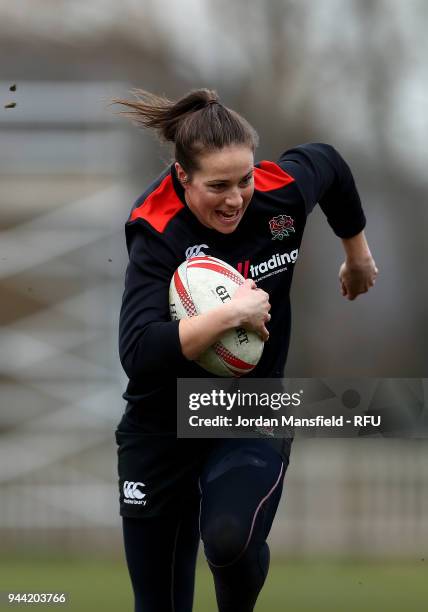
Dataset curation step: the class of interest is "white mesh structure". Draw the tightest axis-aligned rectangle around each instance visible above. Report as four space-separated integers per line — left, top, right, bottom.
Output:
0 81 134 549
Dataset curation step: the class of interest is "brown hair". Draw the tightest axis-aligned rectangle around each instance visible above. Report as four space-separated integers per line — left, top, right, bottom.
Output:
110 88 258 176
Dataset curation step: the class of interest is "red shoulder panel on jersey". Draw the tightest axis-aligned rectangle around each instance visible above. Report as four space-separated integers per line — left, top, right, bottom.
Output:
254 161 295 192
129 175 184 232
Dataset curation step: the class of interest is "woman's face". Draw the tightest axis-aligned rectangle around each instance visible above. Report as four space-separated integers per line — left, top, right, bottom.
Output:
175 145 255 234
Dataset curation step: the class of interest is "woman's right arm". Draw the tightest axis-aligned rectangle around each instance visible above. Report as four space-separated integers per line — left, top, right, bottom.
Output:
179 279 271 360
119 227 270 378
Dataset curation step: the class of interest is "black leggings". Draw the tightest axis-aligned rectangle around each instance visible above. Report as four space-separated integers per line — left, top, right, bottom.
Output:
122 439 286 612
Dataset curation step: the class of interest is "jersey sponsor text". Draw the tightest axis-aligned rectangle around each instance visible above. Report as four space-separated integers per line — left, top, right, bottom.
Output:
237 249 299 281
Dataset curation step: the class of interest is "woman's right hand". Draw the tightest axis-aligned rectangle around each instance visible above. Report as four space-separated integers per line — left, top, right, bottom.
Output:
179 279 271 360
230 279 271 341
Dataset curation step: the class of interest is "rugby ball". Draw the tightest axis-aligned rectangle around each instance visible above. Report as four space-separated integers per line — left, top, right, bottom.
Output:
169 256 264 377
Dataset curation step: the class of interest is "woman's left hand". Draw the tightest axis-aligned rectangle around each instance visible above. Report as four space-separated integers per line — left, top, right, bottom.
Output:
339 256 378 300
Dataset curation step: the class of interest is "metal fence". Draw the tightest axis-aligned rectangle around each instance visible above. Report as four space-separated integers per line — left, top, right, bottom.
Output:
272 439 428 557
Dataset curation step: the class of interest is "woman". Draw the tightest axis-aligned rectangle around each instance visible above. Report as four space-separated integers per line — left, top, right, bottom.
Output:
112 88 378 612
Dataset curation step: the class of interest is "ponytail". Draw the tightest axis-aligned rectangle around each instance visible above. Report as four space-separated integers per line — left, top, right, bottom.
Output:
110 88 258 176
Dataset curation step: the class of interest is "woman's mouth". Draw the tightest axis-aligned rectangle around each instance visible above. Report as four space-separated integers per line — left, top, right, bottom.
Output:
215 209 241 224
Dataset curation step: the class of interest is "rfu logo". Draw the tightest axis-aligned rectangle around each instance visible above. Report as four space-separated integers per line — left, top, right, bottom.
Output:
123 481 147 505
186 244 209 259
269 215 295 240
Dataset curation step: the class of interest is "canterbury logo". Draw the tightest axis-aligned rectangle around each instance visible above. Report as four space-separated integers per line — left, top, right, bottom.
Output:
185 244 209 259
123 481 147 505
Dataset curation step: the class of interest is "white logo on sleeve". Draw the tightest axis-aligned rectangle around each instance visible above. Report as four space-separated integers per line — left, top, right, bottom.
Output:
123 481 147 505
185 244 209 259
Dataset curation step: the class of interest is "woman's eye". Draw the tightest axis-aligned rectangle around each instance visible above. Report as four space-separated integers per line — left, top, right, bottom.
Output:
210 175 252 190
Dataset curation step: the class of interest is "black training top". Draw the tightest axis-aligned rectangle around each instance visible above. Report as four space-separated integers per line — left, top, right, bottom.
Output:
119 143 366 432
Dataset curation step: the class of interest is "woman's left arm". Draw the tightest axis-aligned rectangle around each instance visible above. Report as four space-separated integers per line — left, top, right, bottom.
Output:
278 143 379 300
339 230 378 300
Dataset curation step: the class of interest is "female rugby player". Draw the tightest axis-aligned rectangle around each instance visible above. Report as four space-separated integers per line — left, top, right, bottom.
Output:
112 88 378 612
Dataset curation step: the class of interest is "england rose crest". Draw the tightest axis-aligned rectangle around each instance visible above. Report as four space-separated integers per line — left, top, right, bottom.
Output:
269 215 295 240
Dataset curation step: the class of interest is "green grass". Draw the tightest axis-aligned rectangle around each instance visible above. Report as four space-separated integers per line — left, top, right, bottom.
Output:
0 557 427 611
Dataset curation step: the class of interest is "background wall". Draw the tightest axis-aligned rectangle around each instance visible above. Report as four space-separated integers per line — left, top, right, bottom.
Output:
0 1 427 608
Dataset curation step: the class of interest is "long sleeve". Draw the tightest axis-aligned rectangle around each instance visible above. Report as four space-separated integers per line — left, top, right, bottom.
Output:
119 224 188 379
278 143 366 238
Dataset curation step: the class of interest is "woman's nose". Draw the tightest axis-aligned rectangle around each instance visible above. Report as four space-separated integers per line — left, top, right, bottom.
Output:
225 189 243 207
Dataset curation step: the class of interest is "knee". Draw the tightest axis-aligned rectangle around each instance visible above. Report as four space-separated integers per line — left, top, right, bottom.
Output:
201 514 249 566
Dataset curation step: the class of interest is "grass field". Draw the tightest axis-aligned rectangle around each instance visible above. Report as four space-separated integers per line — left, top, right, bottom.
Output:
0 557 427 611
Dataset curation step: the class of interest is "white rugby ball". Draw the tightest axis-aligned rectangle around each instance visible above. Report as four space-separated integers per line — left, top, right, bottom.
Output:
169 256 264 377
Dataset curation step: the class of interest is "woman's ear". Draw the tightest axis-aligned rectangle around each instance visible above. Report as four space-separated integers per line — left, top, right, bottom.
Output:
175 162 189 187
